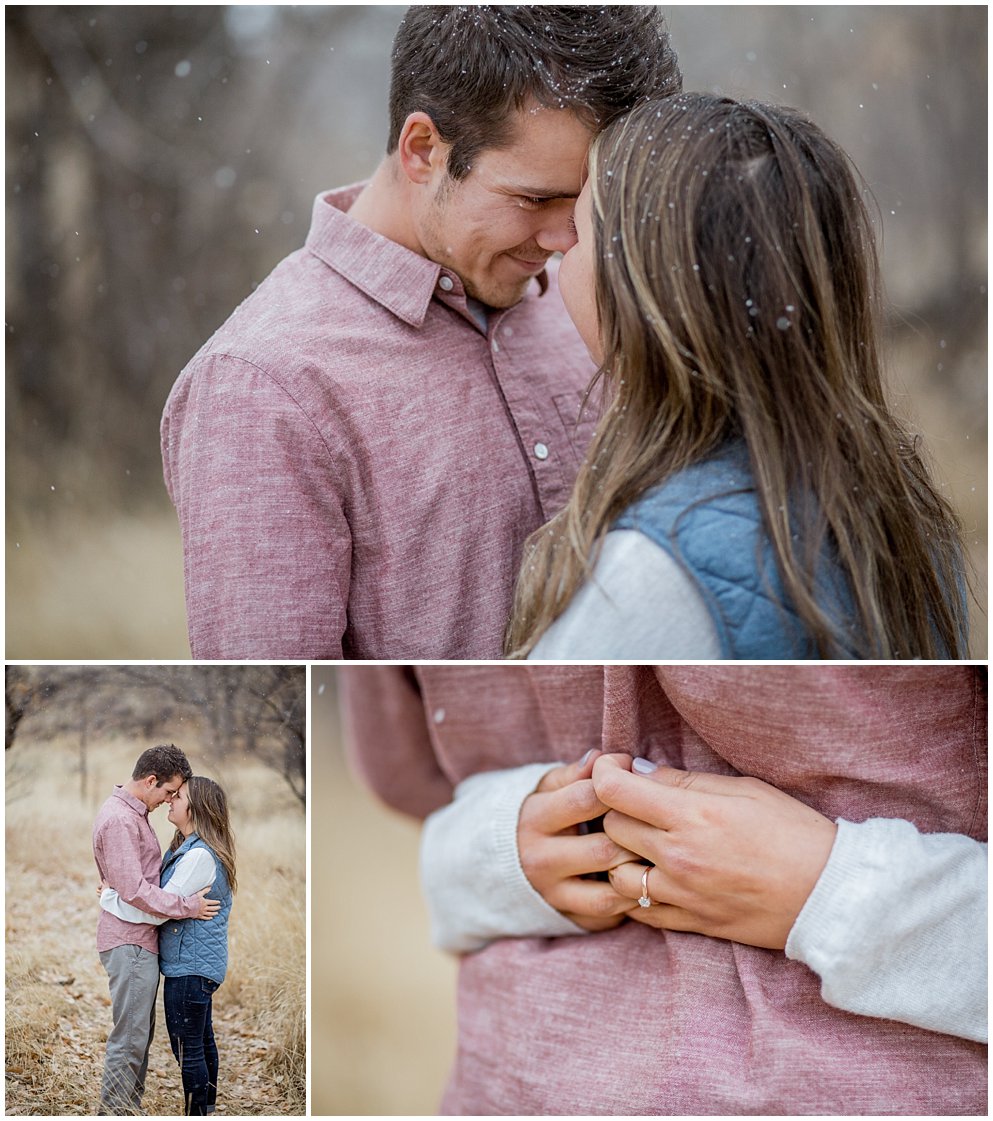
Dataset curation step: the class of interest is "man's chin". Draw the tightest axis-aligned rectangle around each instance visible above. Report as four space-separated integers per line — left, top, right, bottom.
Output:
465 277 533 310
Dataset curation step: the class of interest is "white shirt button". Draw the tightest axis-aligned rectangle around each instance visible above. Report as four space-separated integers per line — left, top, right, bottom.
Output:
534 443 549 460
438 275 454 292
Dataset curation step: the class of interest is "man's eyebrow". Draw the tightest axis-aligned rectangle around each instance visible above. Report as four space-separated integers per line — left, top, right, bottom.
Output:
502 184 580 201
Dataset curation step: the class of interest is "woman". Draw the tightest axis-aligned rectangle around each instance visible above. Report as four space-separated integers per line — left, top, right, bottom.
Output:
101 776 236 1116
506 93 968 658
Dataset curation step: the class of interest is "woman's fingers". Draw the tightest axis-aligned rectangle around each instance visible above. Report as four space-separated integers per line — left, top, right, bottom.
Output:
592 755 738 830
534 750 600 795
601 808 665 865
607 858 678 907
532 752 636 825
564 912 629 933
521 776 607 835
521 829 640 886
517 752 646 925
535 748 635 794
548 876 641 925
592 756 687 829
625 901 697 932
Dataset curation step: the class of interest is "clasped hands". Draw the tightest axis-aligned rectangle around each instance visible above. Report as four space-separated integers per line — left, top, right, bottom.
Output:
517 751 837 951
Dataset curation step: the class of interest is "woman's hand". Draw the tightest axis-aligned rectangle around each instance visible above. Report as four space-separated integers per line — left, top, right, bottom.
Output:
96 878 110 895
592 754 837 950
517 751 643 931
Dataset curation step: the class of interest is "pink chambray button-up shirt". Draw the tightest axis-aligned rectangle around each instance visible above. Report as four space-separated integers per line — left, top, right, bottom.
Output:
92 786 201 954
162 185 597 660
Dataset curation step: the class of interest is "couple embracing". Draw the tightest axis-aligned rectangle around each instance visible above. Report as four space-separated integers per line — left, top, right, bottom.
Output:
91 744 236 1116
165 6 968 661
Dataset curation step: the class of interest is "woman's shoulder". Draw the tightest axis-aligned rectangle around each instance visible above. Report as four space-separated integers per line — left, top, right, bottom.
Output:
172 838 219 867
532 529 724 659
615 441 762 555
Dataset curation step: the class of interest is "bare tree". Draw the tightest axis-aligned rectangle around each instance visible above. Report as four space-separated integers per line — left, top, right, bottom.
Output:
4 665 307 803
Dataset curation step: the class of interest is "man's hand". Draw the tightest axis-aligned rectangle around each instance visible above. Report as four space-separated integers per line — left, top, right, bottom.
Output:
193 887 221 921
517 751 642 931
592 754 837 950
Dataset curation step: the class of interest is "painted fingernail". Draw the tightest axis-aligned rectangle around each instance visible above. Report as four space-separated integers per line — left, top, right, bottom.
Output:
580 748 597 765
632 757 658 774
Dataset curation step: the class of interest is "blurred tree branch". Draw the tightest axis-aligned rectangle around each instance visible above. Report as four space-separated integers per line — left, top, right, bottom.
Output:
24 9 194 184
4 665 306 804
6 4 376 510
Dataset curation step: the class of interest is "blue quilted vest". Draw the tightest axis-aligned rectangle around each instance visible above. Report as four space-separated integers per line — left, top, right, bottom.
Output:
613 442 857 659
158 833 232 985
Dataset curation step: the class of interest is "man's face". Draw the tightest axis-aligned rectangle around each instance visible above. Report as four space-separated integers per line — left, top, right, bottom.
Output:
415 104 594 308
145 773 183 811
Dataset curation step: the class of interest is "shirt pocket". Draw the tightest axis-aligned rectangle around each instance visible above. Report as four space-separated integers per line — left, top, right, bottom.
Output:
552 390 600 470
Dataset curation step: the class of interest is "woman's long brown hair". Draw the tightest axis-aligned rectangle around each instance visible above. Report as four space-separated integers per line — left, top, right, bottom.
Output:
170 775 238 894
506 94 967 658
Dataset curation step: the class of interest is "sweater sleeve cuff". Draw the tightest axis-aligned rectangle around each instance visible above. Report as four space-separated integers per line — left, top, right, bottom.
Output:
786 817 988 1042
785 817 867 977
421 762 588 954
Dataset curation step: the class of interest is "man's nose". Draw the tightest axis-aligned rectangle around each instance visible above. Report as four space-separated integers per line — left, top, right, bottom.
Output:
534 203 579 255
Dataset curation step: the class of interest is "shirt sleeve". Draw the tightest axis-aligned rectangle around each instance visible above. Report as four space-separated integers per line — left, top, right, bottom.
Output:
94 818 204 921
529 530 722 659
161 353 352 659
420 763 589 954
99 849 216 926
340 666 455 819
785 817 988 1042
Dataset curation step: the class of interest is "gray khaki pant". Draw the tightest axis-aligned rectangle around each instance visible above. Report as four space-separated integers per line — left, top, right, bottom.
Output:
98 944 160 1115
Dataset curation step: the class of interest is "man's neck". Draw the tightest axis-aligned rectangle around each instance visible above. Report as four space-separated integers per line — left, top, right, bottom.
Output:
122 779 151 809
347 157 423 255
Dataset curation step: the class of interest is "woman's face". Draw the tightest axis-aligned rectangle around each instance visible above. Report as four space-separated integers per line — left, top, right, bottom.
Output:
558 179 602 364
167 782 193 834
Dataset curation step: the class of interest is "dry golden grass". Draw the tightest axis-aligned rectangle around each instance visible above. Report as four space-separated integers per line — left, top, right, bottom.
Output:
5 505 191 659
4 738 305 1116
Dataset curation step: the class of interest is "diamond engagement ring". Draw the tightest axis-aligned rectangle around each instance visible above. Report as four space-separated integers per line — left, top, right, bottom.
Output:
638 865 654 908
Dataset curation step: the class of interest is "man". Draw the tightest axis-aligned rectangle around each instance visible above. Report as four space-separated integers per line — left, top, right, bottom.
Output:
161 6 682 659
92 744 219 1116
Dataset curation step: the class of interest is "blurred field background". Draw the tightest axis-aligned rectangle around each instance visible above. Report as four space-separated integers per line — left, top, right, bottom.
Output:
4 665 306 1116
5 5 987 658
311 667 457 1115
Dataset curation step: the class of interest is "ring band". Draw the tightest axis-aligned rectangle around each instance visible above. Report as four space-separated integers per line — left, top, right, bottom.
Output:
638 865 654 908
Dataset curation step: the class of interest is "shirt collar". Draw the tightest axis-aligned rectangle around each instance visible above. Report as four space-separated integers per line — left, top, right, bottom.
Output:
304 184 548 328
112 784 148 817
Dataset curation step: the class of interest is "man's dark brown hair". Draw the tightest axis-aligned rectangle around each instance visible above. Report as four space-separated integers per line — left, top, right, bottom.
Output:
388 5 682 180
132 744 192 785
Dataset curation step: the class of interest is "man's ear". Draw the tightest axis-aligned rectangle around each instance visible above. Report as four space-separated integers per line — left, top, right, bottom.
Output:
396 111 449 185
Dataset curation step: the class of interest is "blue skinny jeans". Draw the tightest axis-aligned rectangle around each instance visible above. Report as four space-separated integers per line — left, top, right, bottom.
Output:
163 974 220 1115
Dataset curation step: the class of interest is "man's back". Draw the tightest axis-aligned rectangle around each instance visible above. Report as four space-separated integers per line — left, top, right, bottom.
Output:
342 665 987 1115
163 185 596 659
